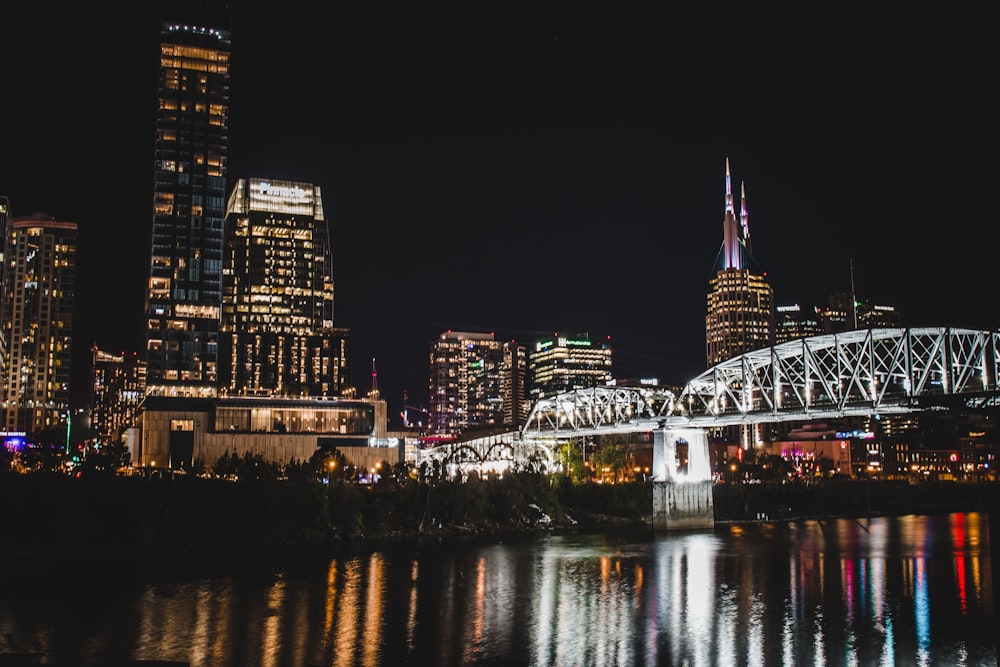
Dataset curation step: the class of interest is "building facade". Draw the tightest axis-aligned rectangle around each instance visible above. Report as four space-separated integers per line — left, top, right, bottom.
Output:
144 11 231 398
219 177 351 398
134 395 398 472
428 331 510 437
502 341 529 430
90 346 146 446
0 214 77 436
0 196 9 398
774 304 823 344
706 158 774 366
776 296 901 345
527 332 613 402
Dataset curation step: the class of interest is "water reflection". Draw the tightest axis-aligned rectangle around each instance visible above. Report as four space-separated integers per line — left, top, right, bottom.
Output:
0 512 993 666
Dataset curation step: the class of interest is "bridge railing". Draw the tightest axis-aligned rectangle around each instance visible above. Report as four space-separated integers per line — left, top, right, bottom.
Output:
521 327 1000 434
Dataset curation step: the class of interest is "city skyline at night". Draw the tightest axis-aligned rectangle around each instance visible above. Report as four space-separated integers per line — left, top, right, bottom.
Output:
3 5 993 425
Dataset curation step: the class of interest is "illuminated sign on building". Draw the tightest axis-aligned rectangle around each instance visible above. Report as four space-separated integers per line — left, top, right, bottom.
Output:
257 181 308 202
244 177 318 217
836 430 875 440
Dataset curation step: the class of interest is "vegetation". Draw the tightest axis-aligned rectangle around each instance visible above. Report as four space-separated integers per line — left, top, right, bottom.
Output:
1 440 993 576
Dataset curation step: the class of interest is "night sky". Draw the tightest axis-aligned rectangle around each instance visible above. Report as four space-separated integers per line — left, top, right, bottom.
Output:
3 5 993 425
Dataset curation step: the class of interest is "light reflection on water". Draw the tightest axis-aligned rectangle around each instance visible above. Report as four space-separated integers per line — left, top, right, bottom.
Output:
0 512 993 666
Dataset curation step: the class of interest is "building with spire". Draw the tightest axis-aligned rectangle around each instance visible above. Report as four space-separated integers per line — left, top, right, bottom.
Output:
706 158 774 367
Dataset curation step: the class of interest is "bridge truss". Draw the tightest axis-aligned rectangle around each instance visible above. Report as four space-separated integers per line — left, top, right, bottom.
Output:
422 328 999 475
522 327 1000 436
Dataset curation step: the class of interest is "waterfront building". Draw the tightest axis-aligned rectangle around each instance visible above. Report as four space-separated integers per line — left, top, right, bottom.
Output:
133 395 398 472
144 7 231 398
528 332 613 402
502 341 529 430
90 346 146 446
706 158 774 367
219 177 351 398
428 331 513 437
0 213 77 437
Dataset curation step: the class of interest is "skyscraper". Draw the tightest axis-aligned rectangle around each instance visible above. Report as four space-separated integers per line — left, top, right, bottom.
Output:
0 196 9 401
502 341 529 430
219 177 351 397
428 331 509 438
1 213 77 436
705 158 774 367
144 7 231 398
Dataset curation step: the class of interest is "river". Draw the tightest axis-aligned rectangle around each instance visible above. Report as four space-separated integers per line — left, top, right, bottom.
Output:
0 511 994 666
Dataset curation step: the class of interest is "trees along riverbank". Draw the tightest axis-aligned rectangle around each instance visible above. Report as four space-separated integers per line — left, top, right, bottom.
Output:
1 468 993 576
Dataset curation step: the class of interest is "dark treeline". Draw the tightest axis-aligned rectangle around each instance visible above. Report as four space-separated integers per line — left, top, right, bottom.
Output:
2 472 993 576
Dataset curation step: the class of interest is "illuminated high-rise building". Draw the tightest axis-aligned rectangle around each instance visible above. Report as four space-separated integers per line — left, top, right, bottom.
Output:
0 213 77 436
0 196 9 399
528 332 613 402
706 158 774 367
428 331 510 437
90 346 146 446
502 341 529 430
144 6 231 398
219 177 351 397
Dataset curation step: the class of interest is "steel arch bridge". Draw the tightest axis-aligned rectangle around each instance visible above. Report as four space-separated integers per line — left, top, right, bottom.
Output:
419 327 1000 473
522 327 1000 435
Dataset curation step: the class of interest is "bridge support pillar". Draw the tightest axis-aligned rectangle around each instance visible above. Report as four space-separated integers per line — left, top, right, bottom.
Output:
652 428 714 531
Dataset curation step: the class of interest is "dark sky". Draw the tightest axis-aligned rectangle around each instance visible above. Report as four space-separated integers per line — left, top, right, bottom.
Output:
3 4 994 425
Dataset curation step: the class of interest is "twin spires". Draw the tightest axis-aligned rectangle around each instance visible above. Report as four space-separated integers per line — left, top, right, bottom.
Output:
722 157 752 270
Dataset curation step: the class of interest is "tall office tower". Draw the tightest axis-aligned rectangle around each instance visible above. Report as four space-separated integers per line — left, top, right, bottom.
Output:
0 214 77 436
144 7 231 398
219 177 351 397
528 332 613 403
90 346 146 446
0 196 9 399
706 158 774 366
502 341 528 430
428 331 507 437
774 304 823 344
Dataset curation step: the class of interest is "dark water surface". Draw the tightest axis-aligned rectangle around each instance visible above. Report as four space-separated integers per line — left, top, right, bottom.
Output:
0 512 994 666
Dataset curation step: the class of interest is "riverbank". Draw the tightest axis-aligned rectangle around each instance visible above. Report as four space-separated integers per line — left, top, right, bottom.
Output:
1 472 994 578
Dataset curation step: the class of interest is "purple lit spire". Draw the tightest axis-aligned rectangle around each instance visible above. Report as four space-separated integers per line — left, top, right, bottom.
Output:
725 157 735 218
740 180 751 256
722 157 741 269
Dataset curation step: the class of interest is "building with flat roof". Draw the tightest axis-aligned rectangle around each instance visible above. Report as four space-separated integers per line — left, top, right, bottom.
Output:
134 395 398 472
1 214 77 437
145 11 231 398
528 332 613 402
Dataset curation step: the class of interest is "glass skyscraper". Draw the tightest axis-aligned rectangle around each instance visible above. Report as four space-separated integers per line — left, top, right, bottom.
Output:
220 177 351 398
144 7 231 398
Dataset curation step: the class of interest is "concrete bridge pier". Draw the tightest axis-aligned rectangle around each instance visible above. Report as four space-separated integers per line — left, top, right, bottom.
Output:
652 427 714 531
